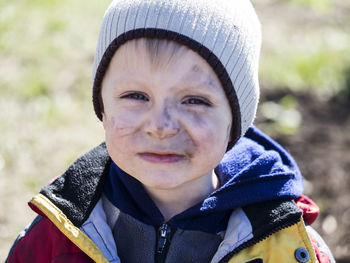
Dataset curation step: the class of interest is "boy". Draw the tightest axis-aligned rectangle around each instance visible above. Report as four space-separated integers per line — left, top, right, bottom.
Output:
6 0 334 262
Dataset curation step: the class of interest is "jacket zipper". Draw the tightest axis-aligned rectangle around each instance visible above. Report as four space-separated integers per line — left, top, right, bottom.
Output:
155 223 172 263
218 217 301 263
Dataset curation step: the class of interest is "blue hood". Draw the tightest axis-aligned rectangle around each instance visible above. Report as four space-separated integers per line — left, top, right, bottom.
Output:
104 126 304 233
212 125 303 210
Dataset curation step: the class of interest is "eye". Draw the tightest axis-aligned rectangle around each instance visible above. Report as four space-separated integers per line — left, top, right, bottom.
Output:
183 97 212 106
120 92 149 101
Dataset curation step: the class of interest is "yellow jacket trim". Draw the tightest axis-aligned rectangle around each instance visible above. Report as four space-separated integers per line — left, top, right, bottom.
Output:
228 219 319 263
30 193 109 263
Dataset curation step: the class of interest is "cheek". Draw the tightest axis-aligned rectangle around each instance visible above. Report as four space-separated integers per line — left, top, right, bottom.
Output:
104 112 141 137
104 112 143 158
182 112 229 154
104 113 141 164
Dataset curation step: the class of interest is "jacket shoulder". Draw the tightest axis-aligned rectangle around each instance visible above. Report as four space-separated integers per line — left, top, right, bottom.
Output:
6 215 91 263
224 196 335 263
227 219 318 263
6 216 43 262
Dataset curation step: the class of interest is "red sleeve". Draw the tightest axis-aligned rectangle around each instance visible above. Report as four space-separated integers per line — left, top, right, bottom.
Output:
6 216 54 262
6 216 91 263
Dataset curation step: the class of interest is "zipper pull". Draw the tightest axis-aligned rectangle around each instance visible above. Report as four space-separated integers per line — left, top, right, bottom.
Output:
156 224 170 254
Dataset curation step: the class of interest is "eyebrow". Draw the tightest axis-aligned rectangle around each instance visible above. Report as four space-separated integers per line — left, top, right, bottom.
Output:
110 77 148 94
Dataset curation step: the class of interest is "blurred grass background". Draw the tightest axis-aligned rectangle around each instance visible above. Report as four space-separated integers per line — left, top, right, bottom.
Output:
1 0 349 261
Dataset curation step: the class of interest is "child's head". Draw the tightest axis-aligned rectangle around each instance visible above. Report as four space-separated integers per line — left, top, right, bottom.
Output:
92 0 261 148
91 0 261 197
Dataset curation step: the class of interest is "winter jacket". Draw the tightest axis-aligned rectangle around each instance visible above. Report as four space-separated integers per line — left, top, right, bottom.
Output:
6 127 335 263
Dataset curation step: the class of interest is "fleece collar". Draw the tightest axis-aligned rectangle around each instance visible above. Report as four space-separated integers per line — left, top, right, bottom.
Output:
103 126 304 233
40 143 111 227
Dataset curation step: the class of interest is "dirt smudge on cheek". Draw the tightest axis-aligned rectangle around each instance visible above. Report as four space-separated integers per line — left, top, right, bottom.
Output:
184 111 207 128
183 113 216 151
183 137 197 159
108 115 138 137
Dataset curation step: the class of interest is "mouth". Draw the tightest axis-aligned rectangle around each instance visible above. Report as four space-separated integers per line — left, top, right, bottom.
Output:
137 151 186 164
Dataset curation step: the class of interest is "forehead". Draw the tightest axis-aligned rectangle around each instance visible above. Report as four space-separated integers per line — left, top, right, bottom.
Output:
113 38 200 71
104 38 222 90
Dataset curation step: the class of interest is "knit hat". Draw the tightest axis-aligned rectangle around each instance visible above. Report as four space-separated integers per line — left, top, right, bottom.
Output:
92 0 261 147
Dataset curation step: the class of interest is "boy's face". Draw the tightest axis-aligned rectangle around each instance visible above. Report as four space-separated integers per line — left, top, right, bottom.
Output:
101 39 232 193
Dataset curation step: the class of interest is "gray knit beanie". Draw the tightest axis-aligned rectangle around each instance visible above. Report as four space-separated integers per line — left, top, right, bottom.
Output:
92 0 261 147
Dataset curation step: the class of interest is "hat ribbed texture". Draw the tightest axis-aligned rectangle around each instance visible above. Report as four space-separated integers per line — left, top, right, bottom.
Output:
92 0 261 143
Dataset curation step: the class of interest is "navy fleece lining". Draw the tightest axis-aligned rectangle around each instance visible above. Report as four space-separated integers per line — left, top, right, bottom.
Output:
104 164 164 226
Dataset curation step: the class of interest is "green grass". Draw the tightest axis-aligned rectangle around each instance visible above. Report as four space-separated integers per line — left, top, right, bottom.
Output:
260 42 350 96
0 0 110 99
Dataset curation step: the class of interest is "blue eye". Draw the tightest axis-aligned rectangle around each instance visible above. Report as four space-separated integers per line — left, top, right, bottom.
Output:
183 97 211 106
121 92 149 101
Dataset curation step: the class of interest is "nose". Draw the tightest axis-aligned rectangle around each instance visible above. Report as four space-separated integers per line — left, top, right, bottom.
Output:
144 104 180 139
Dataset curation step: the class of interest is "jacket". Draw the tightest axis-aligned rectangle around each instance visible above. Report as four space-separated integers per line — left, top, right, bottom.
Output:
6 127 335 263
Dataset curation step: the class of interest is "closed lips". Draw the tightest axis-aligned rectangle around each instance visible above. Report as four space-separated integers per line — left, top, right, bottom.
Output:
137 152 186 163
